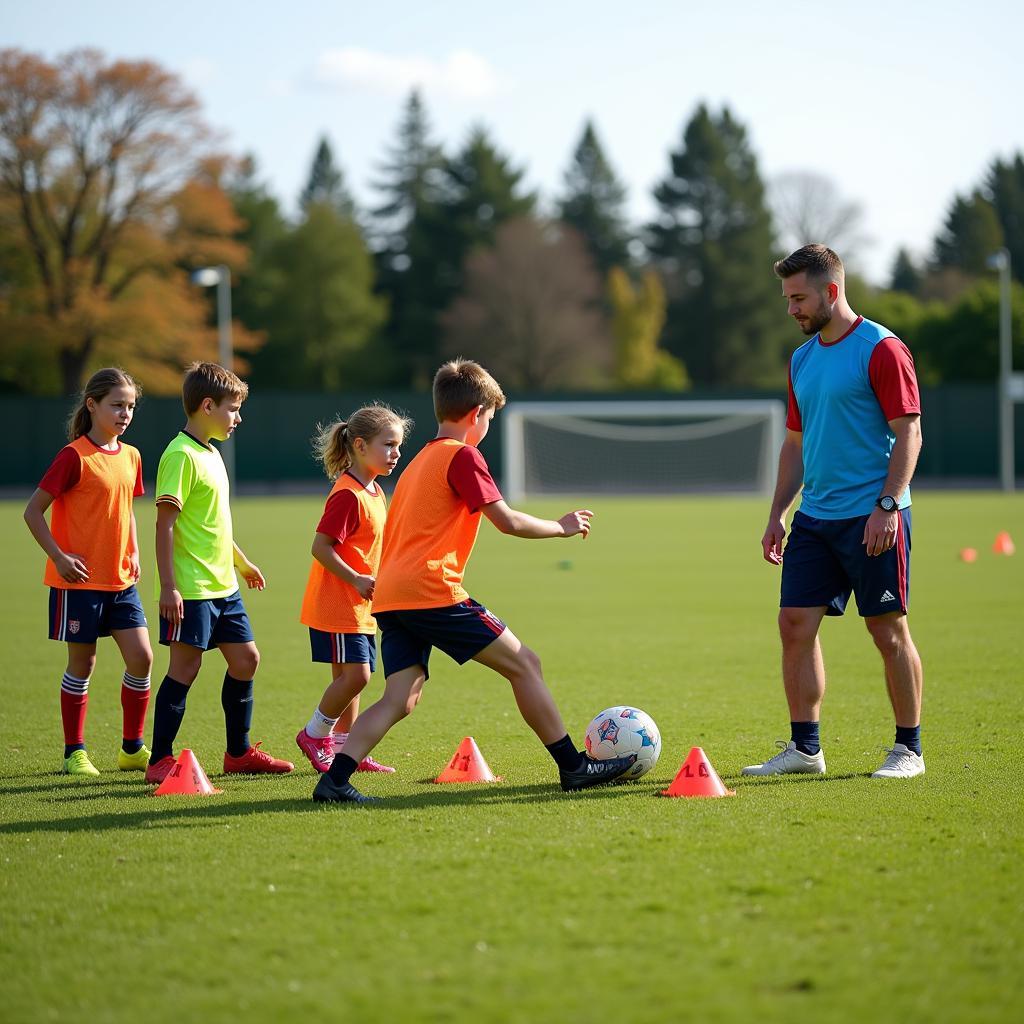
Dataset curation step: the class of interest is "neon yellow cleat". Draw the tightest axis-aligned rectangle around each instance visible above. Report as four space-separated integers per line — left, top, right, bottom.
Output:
63 749 100 777
117 744 151 771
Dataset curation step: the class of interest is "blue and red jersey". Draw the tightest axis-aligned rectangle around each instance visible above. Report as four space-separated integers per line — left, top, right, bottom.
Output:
787 316 920 519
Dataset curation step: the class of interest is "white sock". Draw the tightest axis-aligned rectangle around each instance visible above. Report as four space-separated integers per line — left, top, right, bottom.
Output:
306 708 338 739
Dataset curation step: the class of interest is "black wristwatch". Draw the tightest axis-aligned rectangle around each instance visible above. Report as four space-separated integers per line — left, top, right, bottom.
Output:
876 495 898 513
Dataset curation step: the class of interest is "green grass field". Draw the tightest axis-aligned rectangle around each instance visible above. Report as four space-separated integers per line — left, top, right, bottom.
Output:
1 492 1022 1024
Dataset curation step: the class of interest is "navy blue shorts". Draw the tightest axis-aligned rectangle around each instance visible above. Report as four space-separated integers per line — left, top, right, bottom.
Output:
376 598 507 679
48 585 148 643
159 590 255 649
308 628 377 669
781 509 912 617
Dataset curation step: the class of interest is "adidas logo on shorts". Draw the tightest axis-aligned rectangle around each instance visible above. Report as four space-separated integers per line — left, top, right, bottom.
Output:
880 590 896 602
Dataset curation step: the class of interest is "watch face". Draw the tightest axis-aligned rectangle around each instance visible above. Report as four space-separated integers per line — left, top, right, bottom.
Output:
880 496 897 512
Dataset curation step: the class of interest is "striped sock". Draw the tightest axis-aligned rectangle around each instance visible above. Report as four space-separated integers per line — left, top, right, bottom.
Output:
121 672 151 754
60 672 90 757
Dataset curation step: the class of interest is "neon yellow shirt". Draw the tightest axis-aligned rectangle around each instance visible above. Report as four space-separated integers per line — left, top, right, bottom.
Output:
155 432 236 600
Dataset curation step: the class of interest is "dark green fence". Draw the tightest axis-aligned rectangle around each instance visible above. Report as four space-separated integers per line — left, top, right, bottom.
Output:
2 385 1021 491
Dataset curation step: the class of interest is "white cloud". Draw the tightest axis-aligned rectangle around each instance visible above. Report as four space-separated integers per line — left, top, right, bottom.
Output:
311 47 499 100
180 56 217 89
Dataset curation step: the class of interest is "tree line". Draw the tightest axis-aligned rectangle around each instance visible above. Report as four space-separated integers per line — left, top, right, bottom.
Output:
1 48 1022 396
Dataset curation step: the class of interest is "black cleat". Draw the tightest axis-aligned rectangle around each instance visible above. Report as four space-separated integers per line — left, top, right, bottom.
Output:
312 774 378 804
559 753 637 792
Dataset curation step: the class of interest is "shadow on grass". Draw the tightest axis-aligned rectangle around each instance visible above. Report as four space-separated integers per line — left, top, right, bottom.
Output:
1 778 652 835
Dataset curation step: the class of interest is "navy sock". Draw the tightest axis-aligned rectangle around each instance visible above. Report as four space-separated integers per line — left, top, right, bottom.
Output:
122 738 144 755
221 674 254 757
791 721 821 756
895 725 922 756
545 734 582 771
63 742 85 758
327 753 358 785
151 677 191 762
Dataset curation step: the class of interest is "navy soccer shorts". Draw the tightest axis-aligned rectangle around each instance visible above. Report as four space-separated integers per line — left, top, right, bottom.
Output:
780 508 912 617
308 628 377 669
48 584 148 643
375 598 507 679
159 590 254 649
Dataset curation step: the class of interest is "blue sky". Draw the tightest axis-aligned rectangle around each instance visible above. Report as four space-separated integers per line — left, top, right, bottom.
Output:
6 0 1023 283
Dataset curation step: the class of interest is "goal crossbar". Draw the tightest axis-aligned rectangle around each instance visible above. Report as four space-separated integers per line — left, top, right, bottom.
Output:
502 399 786 502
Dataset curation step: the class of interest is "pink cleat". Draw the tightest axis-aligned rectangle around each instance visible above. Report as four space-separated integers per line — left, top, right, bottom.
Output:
295 729 334 773
331 733 396 773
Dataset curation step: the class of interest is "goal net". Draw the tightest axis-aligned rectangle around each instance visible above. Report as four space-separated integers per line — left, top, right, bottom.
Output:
502 400 786 501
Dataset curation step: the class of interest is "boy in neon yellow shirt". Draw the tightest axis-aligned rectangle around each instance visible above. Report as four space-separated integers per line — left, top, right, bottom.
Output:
145 362 293 783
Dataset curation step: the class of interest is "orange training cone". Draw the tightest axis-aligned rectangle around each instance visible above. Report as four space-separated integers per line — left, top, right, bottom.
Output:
659 746 735 798
434 737 500 783
959 547 978 563
151 748 223 796
993 531 1015 556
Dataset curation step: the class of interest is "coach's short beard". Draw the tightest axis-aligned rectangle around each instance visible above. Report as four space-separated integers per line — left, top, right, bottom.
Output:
800 300 834 336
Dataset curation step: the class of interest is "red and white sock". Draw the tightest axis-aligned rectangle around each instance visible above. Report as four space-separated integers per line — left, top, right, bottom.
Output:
60 672 90 747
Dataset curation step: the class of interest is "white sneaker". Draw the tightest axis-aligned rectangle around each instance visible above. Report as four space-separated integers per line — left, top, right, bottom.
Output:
741 740 826 776
871 743 925 778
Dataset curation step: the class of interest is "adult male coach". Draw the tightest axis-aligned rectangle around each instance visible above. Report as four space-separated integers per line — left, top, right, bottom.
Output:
744 244 925 779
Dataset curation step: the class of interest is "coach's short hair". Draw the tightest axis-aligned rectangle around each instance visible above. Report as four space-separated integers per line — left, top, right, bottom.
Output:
433 358 506 423
182 361 249 415
773 244 845 285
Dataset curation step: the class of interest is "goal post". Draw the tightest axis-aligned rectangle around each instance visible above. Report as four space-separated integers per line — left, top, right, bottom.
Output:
502 399 786 503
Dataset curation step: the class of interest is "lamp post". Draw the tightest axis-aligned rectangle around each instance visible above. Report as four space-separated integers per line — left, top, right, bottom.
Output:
987 249 1014 492
191 265 235 490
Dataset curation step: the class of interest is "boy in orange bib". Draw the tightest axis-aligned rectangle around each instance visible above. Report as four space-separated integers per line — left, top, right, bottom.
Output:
313 359 636 804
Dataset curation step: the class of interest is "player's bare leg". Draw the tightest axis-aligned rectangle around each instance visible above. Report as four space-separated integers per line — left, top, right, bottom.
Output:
865 612 922 726
472 628 566 745
313 666 423 804
473 628 635 791
865 612 925 778
742 606 829 776
778 606 828 721
336 666 424 765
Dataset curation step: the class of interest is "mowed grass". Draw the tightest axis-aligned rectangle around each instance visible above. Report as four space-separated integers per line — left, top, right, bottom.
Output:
1 492 1022 1024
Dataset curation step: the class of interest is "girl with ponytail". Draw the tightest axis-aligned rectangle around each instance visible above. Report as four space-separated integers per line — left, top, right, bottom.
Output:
296 404 413 774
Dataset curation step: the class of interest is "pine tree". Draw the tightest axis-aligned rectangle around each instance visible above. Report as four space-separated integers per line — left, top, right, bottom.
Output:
646 104 786 387
558 119 631 276
933 190 1004 275
299 136 354 217
889 248 922 295
987 153 1024 284
369 91 446 386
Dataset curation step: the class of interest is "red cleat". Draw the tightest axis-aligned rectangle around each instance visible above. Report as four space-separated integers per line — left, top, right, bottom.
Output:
145 755 176 785
223 742 294 775
357 754 396 774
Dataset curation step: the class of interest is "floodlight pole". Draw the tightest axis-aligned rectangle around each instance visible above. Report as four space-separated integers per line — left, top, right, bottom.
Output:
989 249 1014 492
191 265 236 491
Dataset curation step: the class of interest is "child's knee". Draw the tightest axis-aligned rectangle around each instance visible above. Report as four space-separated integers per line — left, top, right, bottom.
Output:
67 647 96 677
232 646 260 680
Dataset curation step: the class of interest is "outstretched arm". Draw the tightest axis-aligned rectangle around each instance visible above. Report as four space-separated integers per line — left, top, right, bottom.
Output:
481 500 593 539
761 430 804 565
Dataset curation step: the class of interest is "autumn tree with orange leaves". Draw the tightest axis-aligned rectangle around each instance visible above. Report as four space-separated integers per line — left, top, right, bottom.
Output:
0 48 255 394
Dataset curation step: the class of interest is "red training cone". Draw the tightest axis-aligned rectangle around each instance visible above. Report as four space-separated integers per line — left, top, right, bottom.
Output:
993 531 1015 556
959 547 978 563
659 746 735 798
151 748 223 796
434 737 500 783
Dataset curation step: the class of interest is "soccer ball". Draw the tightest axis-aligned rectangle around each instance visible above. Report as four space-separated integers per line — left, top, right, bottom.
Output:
584 706 661 780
